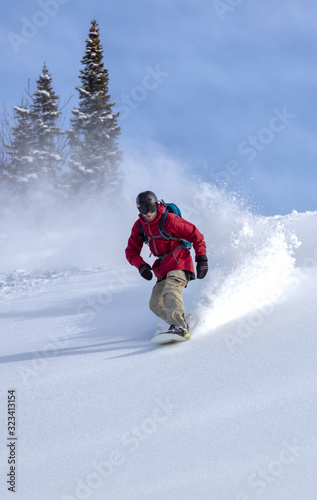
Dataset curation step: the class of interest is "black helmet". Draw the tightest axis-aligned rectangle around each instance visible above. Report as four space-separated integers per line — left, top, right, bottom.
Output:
136 191 158 214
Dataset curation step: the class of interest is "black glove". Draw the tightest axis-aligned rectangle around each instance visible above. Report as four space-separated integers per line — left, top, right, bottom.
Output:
139 263 153 281
196 255 208 279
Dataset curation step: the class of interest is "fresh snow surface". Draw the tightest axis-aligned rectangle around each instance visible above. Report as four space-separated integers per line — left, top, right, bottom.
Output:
0 166 317 500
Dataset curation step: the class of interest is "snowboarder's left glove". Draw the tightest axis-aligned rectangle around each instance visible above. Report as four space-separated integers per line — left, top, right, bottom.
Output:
139 263 153 281
196 255 208 279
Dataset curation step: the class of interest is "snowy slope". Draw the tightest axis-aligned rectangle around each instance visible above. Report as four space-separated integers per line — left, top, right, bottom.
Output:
1 171 317 499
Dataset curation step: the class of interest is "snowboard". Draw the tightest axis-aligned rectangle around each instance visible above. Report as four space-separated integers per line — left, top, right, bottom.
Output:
150 332 190 345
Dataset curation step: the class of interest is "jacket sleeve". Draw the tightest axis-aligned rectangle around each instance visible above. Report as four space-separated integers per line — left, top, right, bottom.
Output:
125 220 146 270
167 215 207 260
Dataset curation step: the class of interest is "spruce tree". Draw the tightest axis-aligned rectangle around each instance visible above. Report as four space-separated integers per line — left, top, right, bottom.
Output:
4 99 35 190
29 63 64 190
5 64 64 197
68 20 121 193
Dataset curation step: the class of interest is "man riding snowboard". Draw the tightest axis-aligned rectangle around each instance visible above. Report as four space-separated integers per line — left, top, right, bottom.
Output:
125 191 208 340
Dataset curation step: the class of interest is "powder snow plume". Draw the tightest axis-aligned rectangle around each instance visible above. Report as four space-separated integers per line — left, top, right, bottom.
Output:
0 146 300 326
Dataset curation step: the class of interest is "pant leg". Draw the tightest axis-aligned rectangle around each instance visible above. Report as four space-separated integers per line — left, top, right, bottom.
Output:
149 279 167 322
162 270 188 328
149 271 188 327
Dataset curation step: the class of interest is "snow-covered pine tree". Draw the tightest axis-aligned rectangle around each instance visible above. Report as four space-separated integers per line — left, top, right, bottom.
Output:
3 98 37 196
29 63 64 192
4 67 65 201
68 20 121 193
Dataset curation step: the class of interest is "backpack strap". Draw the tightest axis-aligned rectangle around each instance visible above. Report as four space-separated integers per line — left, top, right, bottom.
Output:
138 205 192 252
158 205 192 250
138 220 148 243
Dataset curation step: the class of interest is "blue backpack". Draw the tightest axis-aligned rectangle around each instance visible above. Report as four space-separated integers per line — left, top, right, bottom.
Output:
164 202 182 217
138 201 192 251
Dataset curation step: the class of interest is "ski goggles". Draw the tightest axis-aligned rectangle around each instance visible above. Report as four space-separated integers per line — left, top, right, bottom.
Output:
138 203 157 215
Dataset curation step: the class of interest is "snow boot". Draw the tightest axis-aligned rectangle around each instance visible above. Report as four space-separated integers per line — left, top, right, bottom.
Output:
167 324 190 339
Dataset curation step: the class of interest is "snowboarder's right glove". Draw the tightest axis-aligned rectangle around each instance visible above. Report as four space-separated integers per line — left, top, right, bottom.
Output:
139 263 153 281
196 255 208 279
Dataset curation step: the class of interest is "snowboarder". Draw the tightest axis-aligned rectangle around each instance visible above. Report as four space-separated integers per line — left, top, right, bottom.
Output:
125 191 208 340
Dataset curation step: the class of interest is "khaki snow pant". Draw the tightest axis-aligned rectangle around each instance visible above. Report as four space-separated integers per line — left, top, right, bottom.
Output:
149 270 188 329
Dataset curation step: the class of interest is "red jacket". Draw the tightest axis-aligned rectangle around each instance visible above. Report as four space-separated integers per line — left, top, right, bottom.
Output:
125 204 207 280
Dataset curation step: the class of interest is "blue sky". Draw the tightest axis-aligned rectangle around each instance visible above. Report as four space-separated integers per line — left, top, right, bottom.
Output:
1 0 317 215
